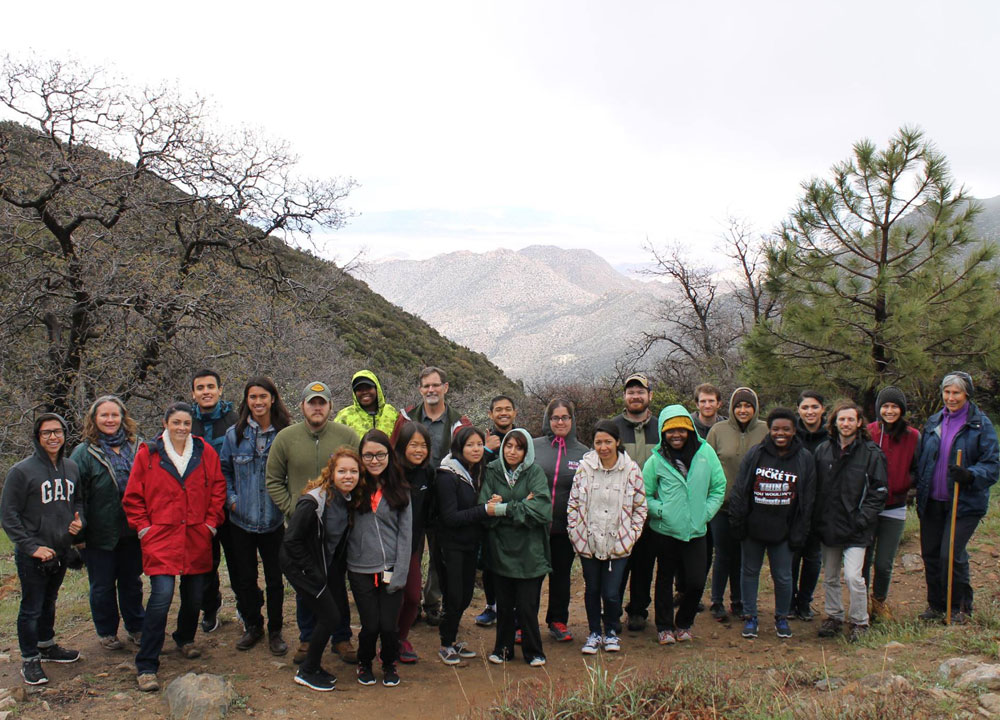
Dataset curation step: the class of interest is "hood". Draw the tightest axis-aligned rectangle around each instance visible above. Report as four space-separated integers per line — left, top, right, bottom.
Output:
727 387 762 432
500 428 535 480
350 369 385 413
306 486 328 521
541 404 580 443
32 412 69 463
652 404 706 456
440 453 476 487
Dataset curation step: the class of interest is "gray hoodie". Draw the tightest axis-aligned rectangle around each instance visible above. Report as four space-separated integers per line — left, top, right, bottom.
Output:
347 486 412 593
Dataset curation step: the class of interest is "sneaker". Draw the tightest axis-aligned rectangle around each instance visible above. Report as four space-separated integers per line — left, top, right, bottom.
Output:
528 655 547 667
581 632 601 655
453 641 477 659
178 642 201 659
39 644 80 663
334 639 358 664
848 623 869 642
487 651 508 665
710 603 728 622
475 606 497 626
919 607 945 622
675 628 693 642
201 609 220 634
514 629 522 645
382 665 400 687
21 658 48 685
398 639 418 664
603 631 621 653
742 617 759 639
775 617 792 639
357 665 377 685
293 641 310 665
127 631 142 647
795 604 815 622
295 666 336 692
438 646 461 665
236 625 264 651
136 672 159 692
657 630 676 645
99 635 123 651
268 631 288 656
626 613 646 632
548 622 573 642
818 618 843 638
424 607 443 627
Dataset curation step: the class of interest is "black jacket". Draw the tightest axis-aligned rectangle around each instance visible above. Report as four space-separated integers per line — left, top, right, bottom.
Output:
813 437 888 547
279 488 350 599
729 437 816 550
404 464 434 555
434 459 487 551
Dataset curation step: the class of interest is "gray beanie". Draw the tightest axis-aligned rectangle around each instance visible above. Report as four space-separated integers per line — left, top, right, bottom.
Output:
875 387 907 416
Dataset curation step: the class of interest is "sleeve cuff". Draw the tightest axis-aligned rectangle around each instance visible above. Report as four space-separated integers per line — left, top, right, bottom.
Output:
495 503 508 517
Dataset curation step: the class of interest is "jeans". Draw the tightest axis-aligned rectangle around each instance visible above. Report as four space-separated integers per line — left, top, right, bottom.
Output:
580 557 628 635
821 545 867 625
15 551 67 660
136 573 205 674
740 538 793 618
495 574 544 662
397 551 423 642
862 515 906 601
83 538 145 637
227 524 284 632
791 533 822 612
622 525 656 619
299 586 341 674
435 544 478 647
349 571 404 668
545 533 576 625
650 532 707 631
920 500 981 613
710 512 741 607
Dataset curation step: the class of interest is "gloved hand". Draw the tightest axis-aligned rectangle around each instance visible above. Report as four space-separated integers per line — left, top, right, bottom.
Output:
949 465 974 490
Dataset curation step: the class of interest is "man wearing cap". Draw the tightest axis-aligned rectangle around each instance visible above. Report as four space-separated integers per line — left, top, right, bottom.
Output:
266 381 360 665
333 370 404 442
609 373 660 631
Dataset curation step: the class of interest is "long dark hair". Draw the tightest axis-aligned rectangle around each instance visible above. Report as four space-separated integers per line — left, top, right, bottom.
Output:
394 421 432 471
235 376 292 442
450 425 486 485
357 429 410 512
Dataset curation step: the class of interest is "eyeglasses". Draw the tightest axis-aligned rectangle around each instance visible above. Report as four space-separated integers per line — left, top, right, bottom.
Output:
39 429 65 438
550 415 572 423
362 451 389 462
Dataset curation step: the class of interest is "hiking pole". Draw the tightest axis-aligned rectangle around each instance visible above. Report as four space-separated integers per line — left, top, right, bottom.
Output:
945 449 963 626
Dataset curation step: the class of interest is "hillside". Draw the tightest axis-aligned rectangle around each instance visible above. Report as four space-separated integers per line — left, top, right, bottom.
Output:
357 246 670 381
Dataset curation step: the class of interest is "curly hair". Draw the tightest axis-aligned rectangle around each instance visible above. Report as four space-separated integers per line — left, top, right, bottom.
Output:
81 395 139 445
304 448 365 512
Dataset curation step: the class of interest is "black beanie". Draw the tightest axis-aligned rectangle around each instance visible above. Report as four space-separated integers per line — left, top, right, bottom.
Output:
875 387 907 416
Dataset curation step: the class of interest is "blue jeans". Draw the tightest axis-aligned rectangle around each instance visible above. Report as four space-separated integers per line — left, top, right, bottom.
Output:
710 513 741 606
15 551 66 659
580 557 628 635
83 538 145 637
136 574 205 675
740 538 793 619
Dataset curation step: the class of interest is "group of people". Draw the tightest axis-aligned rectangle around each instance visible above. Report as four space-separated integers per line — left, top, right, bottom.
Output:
2 366 998 695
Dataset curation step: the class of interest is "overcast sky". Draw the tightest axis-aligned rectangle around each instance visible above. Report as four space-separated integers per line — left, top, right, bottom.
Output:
5 1 998 270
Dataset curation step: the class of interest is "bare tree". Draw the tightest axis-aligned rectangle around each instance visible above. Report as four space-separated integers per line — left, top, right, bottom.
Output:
719 216 778 330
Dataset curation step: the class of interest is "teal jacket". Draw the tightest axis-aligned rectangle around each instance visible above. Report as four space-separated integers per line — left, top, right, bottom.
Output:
478 429 553 579
71 439 142 550
643 405 726 541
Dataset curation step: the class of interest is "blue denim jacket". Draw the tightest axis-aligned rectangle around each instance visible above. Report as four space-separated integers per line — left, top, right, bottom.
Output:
220 419 283 533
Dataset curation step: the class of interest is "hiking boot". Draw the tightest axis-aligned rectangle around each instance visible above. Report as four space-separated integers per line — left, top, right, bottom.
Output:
870 597 893 623
382 664 400 687
475 606 497 626
136 672 159 692
818 618 843 638
357 664 377 685
627 613 646 632
919 607 944 622
775 616 792 639
269 631 288 656
581 632 601 655
848 623 869 642
399 639 418 664
950 611 972 626
548 622 573 642
657 629 676 645
99 635 123 651
334 639 358 664
21 658 47 685
438 646 461 665
453 641 476 659
603 631 621 652
742 616 759 638
39 644 80 663
710 603 728 622
236 625 264 651
178 642 201 659
293 641 310 664
294 666 336 692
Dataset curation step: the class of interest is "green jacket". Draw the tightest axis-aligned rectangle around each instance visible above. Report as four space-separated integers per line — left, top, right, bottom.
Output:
478 429 553 579
266 420 360 519
643 405 726 541
706 388 768 510
71 440 142 550
333 370 403 441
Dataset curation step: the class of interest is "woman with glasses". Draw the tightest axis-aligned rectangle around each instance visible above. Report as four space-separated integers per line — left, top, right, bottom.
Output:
532 399 588 643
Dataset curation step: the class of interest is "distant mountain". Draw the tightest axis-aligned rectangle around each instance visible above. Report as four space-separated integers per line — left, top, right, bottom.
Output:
356 246 670 381
973 195 1000 242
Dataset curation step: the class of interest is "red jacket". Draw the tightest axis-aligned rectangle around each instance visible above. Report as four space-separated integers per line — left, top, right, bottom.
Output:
868 421 920 509
123 435 226 576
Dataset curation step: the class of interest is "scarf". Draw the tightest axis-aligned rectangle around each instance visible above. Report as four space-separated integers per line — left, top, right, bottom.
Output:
98 430 135 493
162 434 194 478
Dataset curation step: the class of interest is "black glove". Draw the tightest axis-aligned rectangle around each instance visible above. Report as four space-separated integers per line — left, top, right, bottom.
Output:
949 465 974 490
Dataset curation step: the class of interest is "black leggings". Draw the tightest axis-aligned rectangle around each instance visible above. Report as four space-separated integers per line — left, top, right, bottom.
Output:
298 586 341 674
435 544 478 647
349 571 403 668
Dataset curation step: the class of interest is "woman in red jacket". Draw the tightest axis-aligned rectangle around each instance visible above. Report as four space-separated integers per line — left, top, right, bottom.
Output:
123 402 226 693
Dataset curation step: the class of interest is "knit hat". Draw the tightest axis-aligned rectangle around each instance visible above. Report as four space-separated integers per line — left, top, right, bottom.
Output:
875 386 907 416
661 415 695 433
730 387 758 412
941 371 974 397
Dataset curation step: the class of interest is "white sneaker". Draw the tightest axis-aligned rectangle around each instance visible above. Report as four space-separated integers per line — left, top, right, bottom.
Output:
528 655 547 667
581 632 601 655
602 631 620 652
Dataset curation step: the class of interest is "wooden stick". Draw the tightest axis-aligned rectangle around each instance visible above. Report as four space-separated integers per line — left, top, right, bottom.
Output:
946 449 963 625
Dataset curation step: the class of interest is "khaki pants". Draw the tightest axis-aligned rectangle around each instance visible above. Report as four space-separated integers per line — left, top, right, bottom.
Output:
821 545 868 625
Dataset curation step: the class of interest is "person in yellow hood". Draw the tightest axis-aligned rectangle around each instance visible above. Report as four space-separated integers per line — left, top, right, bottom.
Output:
334 371 403 443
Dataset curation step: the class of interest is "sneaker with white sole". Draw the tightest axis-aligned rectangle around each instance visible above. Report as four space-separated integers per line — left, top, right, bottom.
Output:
438 646 461 665
21 658 47 685
475 606 497 626
294 667 336 692
657 630 676 645
528 655 547 667
675 628 693 642
581 632 601 655
39 644 80 663
453 641 476 659
602 631 621 652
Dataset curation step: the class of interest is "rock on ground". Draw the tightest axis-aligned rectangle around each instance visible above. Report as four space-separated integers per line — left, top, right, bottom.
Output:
941 657 985 680
959 665 1000 691
165 673 235 720
857 672 911 693
900 553 924 572
980 693 1000 715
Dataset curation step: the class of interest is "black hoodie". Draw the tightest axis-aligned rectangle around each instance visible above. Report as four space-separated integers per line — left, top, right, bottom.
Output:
1 414 83 557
